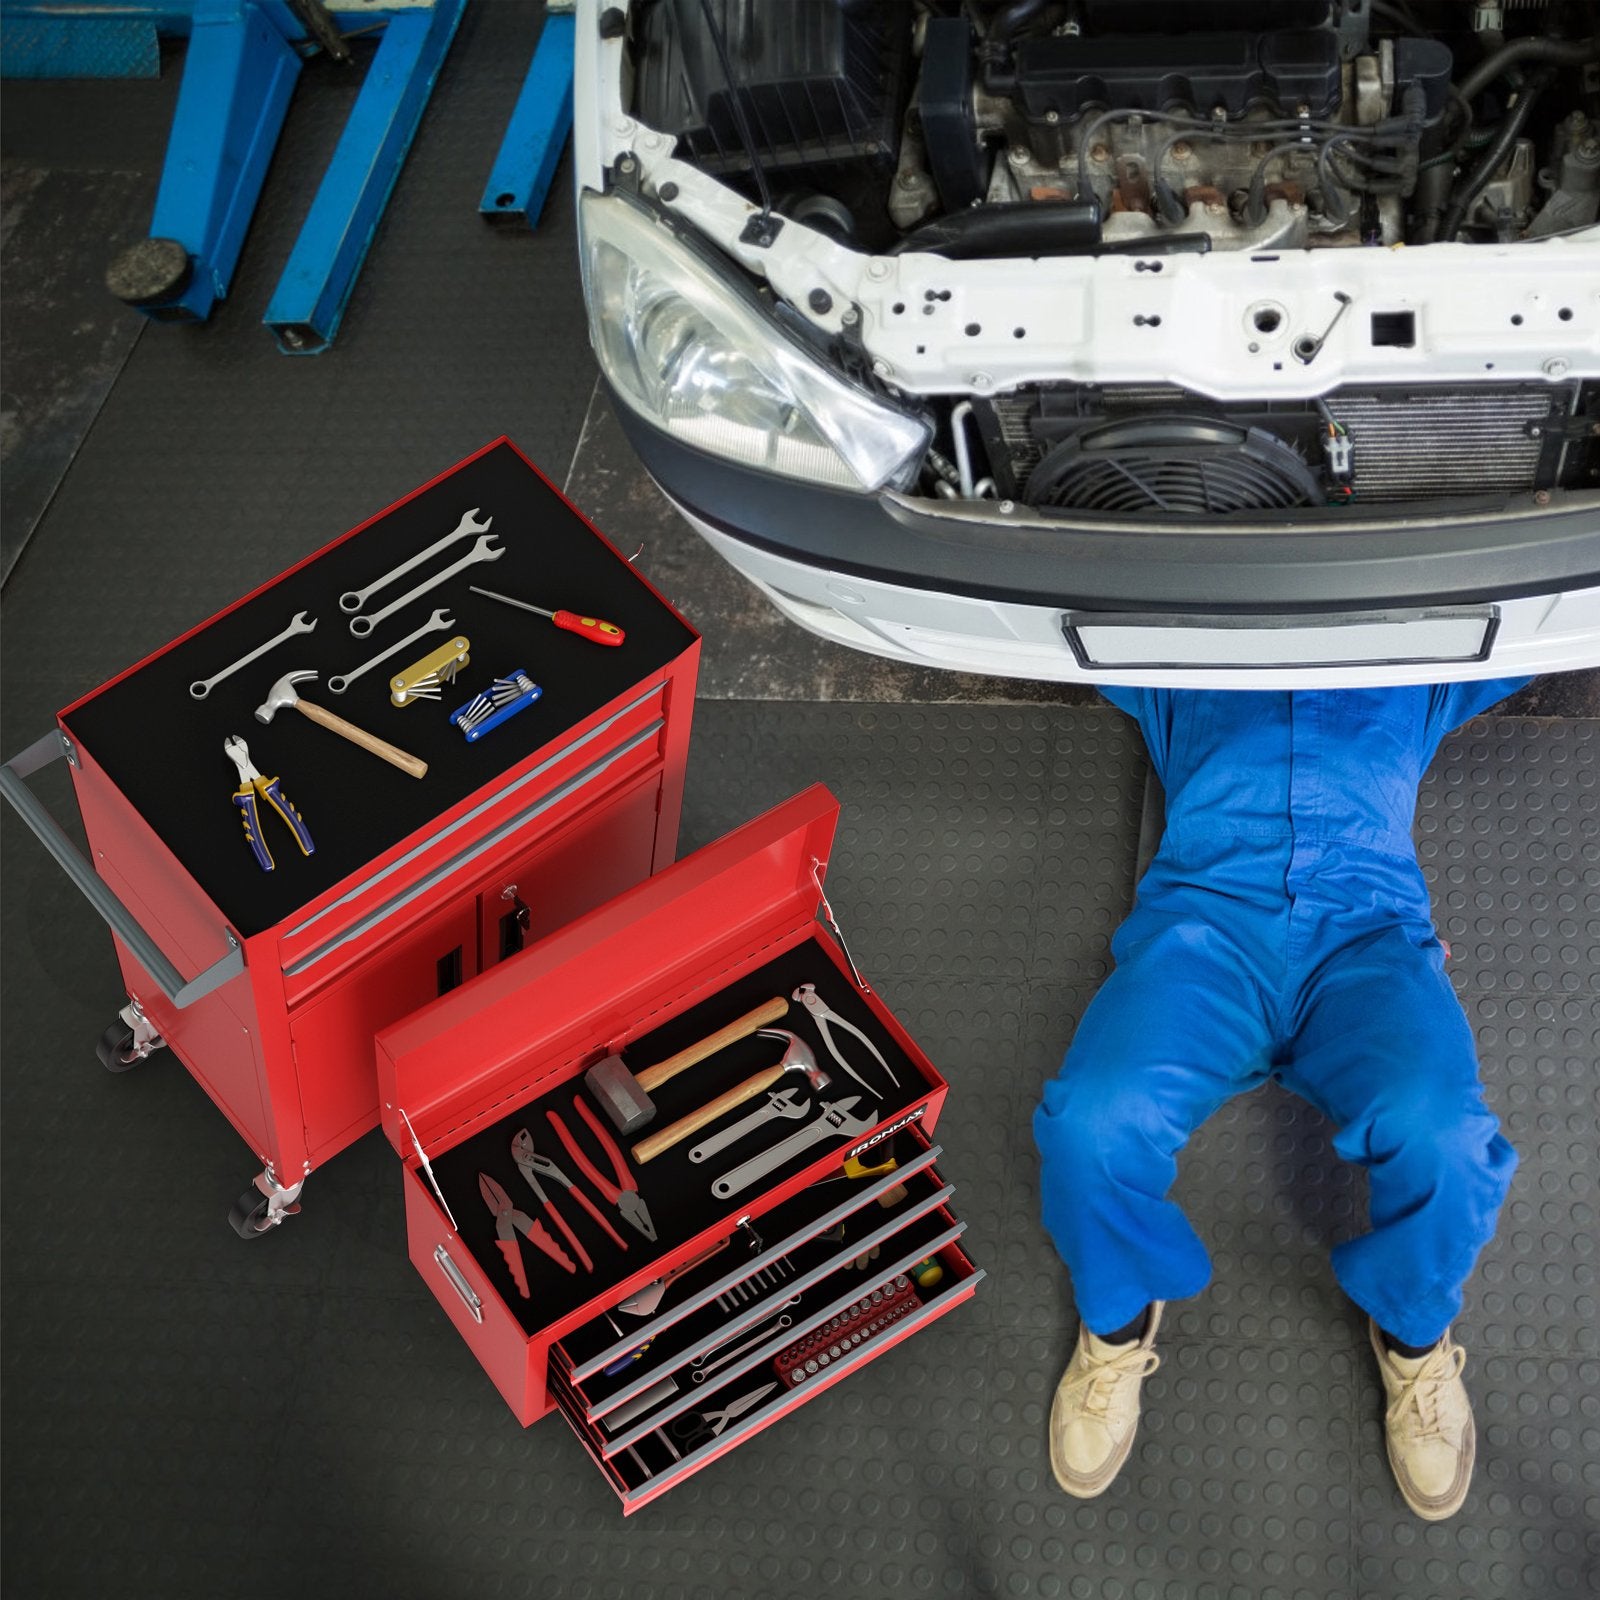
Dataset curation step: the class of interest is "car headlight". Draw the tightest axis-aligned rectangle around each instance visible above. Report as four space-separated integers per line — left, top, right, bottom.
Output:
580 191 930 493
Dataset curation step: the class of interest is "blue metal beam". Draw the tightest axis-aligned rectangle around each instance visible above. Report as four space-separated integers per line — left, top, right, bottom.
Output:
263 0 465 353
131 0 305 321
478 8 575 227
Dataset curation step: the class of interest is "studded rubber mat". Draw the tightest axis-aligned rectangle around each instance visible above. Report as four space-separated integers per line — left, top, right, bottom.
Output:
4 696 1596 1598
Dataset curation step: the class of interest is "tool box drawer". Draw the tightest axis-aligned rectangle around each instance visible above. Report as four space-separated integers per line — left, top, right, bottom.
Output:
12 437 699 1216
375 786 985 1511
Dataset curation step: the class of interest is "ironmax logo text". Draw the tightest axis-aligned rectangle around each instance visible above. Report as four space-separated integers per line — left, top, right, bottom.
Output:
848 1105 927 1161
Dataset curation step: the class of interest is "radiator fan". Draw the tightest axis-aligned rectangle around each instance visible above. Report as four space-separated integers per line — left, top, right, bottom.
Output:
1025 416 1320 515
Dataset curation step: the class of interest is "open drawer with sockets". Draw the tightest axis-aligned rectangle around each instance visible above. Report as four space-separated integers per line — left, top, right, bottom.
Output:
375 785 985 1510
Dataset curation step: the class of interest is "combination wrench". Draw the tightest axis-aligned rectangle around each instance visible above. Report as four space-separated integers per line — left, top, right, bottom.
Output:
327 610 457 695
339 509 491 613
349 534 504 637
690 1300 800 1384
190 611 316 701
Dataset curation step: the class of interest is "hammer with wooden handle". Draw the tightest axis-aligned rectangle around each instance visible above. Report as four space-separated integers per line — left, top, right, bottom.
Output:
584 995 790 1135
255 669 428 780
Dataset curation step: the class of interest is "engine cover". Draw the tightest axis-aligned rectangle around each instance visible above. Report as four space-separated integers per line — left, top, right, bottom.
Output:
1004 30 1343 122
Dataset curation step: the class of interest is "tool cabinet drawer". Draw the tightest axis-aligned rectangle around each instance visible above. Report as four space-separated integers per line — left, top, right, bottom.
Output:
375 786 985 1511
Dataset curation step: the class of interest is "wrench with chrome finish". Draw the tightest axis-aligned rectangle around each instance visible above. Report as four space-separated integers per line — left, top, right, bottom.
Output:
349 534 504 637
327 609 455 694
190 611 317 700
712 1097 879 1200
792 982 900 1097
338 508 491 613
690 1302 800 1384
688 1087 810 1165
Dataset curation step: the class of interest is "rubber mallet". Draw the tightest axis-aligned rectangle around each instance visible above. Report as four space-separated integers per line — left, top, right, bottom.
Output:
585 995 789 1136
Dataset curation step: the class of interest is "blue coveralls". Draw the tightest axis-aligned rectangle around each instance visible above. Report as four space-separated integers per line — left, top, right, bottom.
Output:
1033 682 1530 1347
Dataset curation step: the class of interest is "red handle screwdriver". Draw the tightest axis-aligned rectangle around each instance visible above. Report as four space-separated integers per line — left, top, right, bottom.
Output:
470 584 626 646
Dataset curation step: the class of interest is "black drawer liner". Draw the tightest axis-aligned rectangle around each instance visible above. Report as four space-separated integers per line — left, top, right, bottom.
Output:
560 1158 954 1415
61 440 696 937
563 1230 982 1495
429 938 931 1333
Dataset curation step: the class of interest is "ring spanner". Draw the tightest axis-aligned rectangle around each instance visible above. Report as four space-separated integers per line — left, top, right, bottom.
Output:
327 609 455 694
190 611 316 700
339 509 491 613
349 534 504 637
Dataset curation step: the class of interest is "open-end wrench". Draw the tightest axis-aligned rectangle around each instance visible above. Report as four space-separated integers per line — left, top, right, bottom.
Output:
190 611 317 700
327 610 455 694
712 1097 878 1200
339 509 491 613
349 534 504 637
688 1087 810 1165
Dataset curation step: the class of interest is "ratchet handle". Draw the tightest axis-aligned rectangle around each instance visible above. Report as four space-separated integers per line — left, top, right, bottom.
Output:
552 610 625 646
633 1066 785 1166
295 699 428 779
231 789 274 872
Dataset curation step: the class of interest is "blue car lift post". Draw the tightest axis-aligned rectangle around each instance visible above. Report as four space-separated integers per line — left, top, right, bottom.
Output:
46 0 467 353
477 1 573 228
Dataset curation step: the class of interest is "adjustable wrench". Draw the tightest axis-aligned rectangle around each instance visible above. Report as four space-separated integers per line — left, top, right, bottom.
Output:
688 1087 810 1165
711 1097 878 1200
326 610 456 694
339 509 491 613
190 611 316 700
349 534 504 637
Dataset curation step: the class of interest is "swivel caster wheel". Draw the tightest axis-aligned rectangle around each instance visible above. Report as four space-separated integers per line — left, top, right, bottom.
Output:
228 1190 276 1239
96 1021 142 1073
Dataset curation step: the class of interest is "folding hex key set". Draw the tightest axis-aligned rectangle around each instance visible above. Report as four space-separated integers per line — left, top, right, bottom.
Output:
376 786 985 1511
0 438 699 1234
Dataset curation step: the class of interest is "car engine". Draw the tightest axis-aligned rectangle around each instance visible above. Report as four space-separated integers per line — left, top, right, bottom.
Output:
628 0 1600 253
620 0 1599 516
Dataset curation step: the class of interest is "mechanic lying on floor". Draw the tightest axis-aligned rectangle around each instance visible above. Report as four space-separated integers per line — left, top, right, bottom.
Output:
1034 679 1531 1520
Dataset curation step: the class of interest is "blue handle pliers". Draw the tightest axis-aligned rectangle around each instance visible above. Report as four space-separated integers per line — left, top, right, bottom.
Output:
224 735 314 872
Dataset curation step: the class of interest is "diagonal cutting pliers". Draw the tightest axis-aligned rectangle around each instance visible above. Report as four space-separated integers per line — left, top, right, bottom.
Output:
792 982 901 1099
479 1171 575 1297
224 735 314 872
547 1097 657 1242
511 1128 631 1269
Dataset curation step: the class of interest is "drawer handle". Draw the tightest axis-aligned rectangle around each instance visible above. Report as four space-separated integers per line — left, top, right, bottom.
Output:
434 1245 483 1324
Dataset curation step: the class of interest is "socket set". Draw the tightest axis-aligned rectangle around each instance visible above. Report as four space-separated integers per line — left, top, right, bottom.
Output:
773 1274 921 1389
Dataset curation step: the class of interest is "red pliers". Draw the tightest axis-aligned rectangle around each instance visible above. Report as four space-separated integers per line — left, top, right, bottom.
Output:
478 1171 575 1297
547 1097 657 1242
511 1127 630 1270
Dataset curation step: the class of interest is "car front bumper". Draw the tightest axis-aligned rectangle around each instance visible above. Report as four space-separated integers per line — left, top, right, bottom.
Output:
614 394 1600 687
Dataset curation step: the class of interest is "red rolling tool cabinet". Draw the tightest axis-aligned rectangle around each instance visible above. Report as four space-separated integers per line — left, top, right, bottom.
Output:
375 785 986 1512
0 439 699 1233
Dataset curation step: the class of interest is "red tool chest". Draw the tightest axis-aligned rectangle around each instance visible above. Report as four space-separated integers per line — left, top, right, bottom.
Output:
1 439 699 1231
375 785 986 1512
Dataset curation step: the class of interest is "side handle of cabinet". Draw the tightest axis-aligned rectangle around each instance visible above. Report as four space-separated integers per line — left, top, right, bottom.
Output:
434 1244 483 1324
0 729 244 1009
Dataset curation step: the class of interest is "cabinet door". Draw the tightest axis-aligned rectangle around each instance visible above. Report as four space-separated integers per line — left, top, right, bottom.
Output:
476 772 662 970
290 895 482 1165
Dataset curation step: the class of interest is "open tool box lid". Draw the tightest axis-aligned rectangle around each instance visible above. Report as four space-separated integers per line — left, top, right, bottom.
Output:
376 784 847 1158
56 437 699 947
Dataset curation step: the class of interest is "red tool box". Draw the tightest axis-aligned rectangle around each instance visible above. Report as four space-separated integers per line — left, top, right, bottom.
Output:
0 439 699 1232
376 785 985 1512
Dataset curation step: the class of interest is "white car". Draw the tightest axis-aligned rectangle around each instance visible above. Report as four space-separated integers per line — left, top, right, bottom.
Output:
574 0 1600 687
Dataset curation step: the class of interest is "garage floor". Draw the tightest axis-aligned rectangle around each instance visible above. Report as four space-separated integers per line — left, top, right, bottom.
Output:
3 8 1597 1598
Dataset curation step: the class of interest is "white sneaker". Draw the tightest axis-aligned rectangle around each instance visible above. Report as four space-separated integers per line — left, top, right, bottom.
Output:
1048 1303 1163 1498
1369 1321 1476 1521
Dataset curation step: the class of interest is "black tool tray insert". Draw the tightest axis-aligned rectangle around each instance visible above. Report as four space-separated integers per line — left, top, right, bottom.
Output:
60 439 697 938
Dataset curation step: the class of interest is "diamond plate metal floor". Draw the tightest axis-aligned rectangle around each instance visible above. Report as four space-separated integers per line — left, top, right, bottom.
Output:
3 3 1600 1595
